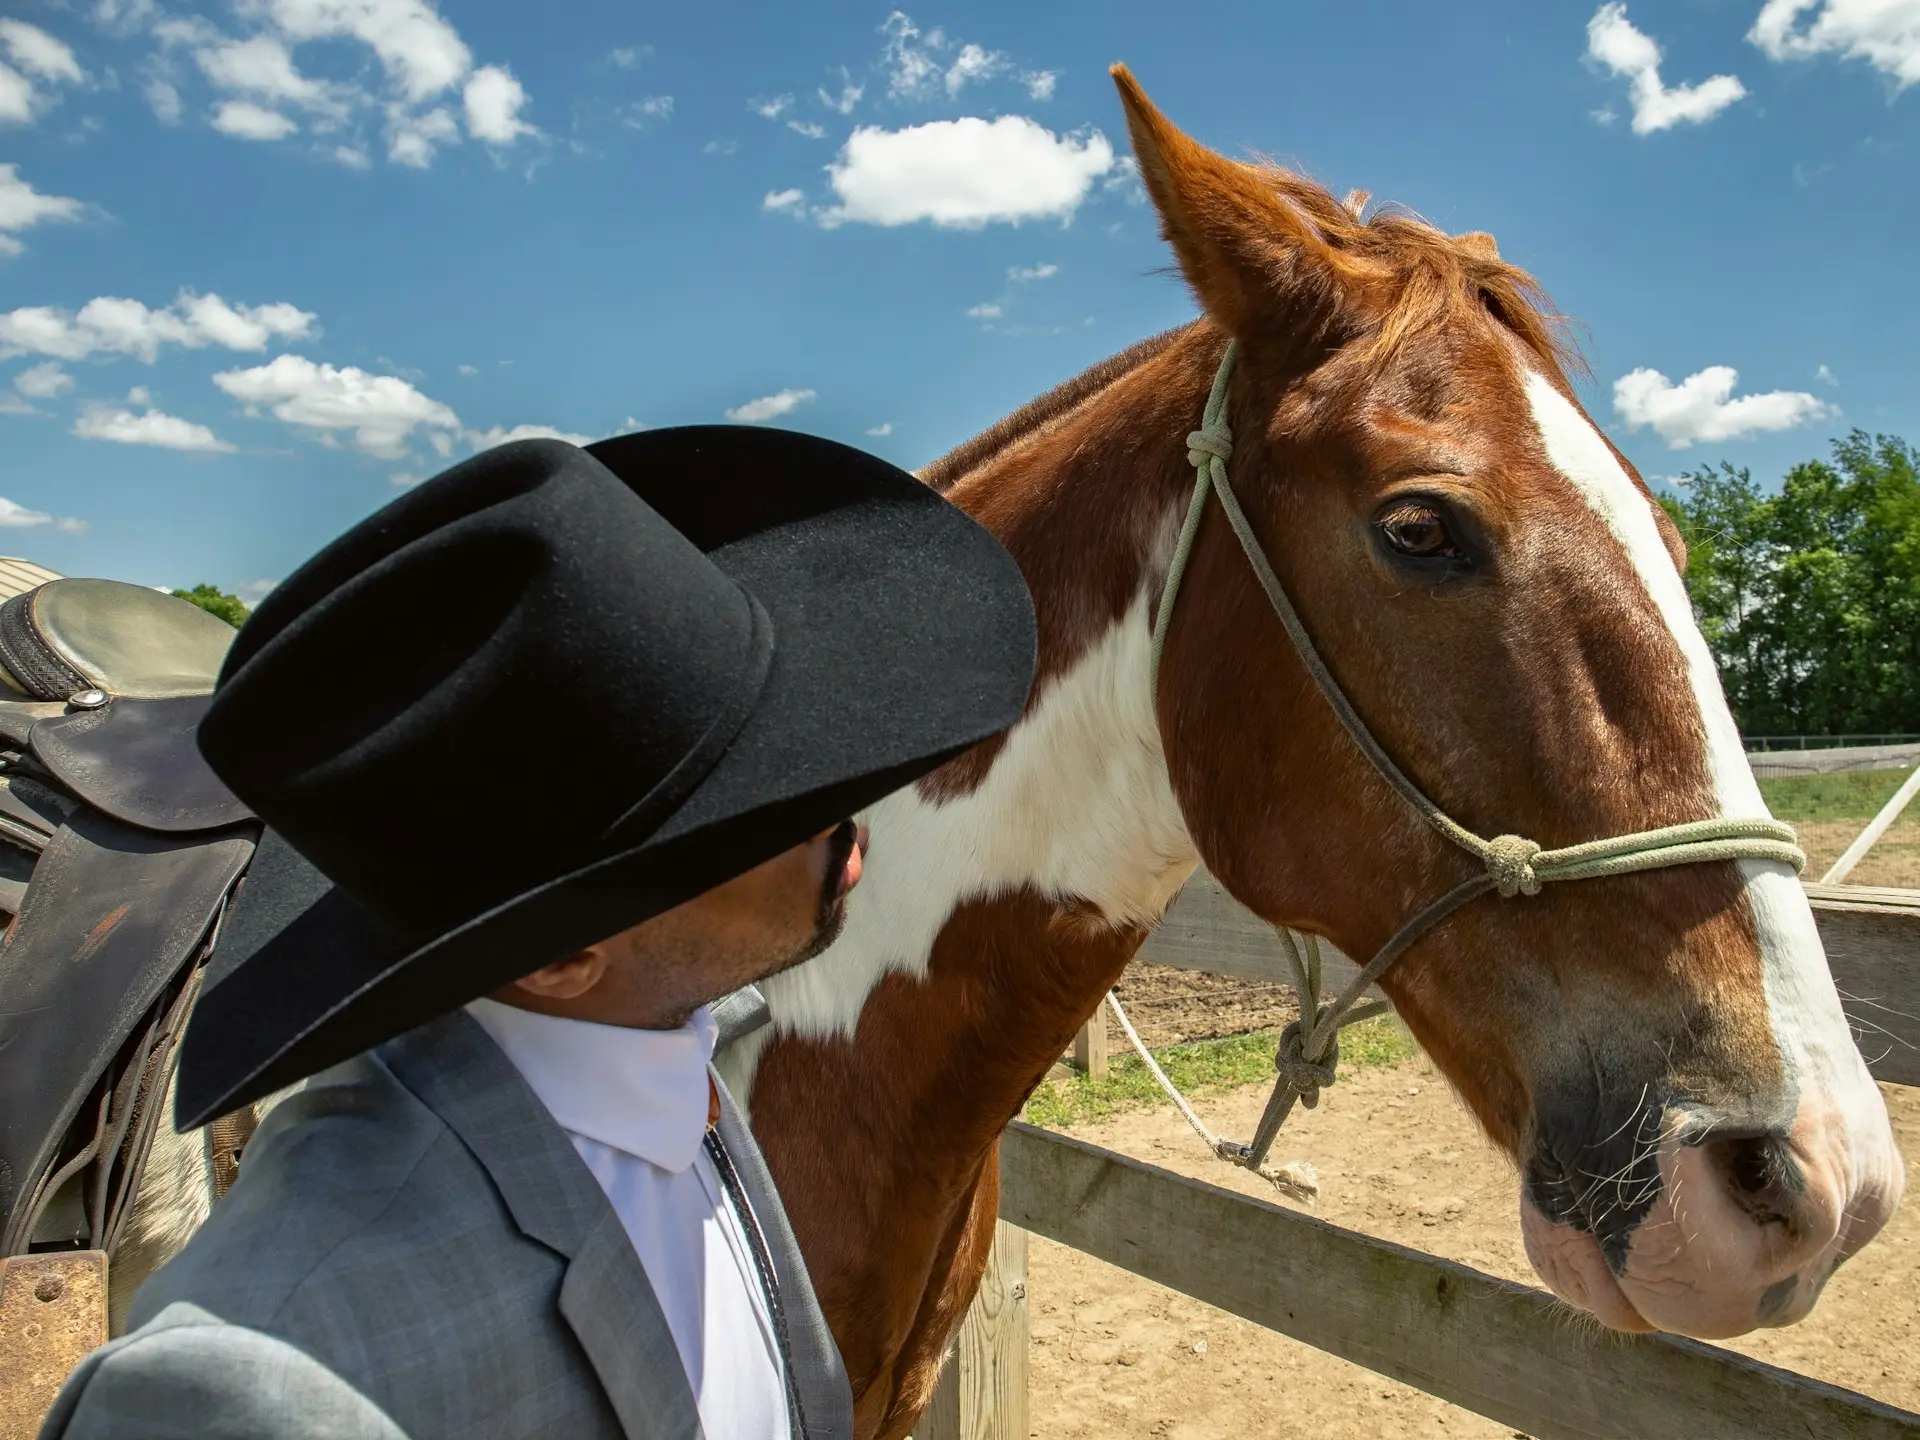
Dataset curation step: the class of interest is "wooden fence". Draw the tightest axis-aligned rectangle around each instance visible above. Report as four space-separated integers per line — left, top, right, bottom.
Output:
922 870 1920 1440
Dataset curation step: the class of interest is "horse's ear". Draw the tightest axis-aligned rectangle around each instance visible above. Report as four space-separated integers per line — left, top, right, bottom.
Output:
1110 64 1358 341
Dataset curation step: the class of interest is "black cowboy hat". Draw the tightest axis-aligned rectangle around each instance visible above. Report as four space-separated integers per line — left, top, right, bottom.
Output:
175 428 1036 1129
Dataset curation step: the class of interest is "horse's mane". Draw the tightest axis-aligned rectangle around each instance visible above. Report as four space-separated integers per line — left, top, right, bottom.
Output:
918 323 1199 493
1263 172 1586 385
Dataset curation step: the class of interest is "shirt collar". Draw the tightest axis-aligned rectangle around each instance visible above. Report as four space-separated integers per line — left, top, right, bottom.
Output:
464 997 718 1174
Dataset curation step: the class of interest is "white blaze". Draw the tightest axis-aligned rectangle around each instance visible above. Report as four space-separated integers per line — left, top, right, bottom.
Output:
1521 370 1890 1178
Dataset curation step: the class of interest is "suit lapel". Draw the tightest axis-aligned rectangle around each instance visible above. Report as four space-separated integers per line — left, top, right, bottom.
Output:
381 1011 704 1440
714 1071 854 1440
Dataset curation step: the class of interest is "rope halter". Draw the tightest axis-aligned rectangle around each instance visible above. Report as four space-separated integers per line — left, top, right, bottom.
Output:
1148 339 1806 1171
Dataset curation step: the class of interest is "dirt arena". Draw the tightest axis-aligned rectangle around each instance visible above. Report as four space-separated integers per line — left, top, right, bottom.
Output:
1025 968 1919 1439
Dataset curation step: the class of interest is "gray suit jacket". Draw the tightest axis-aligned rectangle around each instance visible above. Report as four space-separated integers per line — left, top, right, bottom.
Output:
38 1011 853 1440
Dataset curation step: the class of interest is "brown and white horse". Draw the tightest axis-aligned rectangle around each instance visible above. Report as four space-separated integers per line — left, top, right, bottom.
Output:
720 69 1906 1439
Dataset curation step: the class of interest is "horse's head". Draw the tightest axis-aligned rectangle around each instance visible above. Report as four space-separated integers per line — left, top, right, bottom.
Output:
1118 70 1902 1339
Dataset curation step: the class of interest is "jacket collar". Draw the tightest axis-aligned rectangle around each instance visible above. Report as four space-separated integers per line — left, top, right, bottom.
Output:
378 1009 703 1440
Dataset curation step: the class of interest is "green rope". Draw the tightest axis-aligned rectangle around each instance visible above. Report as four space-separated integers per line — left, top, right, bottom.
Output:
1152 340 1808 1171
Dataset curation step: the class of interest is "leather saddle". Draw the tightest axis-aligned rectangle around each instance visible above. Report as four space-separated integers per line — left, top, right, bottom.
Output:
0 580 258 1275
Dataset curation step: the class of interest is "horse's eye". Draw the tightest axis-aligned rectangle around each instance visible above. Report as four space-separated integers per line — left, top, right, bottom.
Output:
1378 503 1462 560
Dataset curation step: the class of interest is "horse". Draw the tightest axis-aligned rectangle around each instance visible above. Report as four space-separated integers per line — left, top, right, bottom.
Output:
717 68 1906 1440
12 63 1900 1440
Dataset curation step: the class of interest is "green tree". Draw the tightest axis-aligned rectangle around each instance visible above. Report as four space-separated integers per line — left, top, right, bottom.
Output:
1662 430 1920 736
171 584 250 629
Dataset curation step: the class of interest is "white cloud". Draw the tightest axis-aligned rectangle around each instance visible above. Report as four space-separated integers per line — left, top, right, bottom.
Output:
788 118 826 139
463 64 534 142
269 0 470 104
0 68 32 127
725 388 815 423
457 362 478 375
153 0 537 165
751 93 794 119
1008 262 1058 281
0 20 86 86
880 12 943 98
818 116 1115 229
944 42 1006 96
0 496 56 526
213 99 298 139
0 164 87 258
1750 0 1920 86
0 290 316 363
14 361 72 398
966 302 1001 318
819 71 863 114
866 422 893 436
387 104 456 166
624 93 673 128
1816 363 1839 385
74 400 236 452
391 470 423 486
1612 365 1834 448
0 20 86 128
608 45 651 70
465 421 592 450
235 577 278 604
145 78 183 123
763 188 806 214
1586 3 1747 133
1022 69 1058 101
213 354 459 458
196 35 343 120
704 138 738 155
127 385 152 406
0 392 35 416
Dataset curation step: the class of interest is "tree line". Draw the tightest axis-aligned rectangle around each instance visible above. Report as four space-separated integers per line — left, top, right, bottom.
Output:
1658 429 1920 738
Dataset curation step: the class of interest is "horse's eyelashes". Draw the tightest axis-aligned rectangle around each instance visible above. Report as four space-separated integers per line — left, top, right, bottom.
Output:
1377 502 1462 560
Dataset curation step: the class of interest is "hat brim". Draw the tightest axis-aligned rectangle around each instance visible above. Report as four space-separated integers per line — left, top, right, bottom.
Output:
176 427 1035 1129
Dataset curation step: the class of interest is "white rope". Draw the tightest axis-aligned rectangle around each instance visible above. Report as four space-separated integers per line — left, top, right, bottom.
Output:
1102 987 1225 1155
1100 987 1322 1202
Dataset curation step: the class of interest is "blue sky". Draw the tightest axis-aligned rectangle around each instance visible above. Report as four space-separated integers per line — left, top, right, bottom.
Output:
2 0 1916 600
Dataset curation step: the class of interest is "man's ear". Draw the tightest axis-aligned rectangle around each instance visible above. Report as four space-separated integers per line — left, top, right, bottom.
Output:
512 947 609 1001
1110 64 1375 344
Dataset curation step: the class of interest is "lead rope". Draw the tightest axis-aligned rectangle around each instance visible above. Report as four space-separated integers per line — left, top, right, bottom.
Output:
1144 338 1807 1174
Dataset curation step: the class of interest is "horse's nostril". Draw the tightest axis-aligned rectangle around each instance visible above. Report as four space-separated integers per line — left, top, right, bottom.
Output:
1709 1133 1803 1226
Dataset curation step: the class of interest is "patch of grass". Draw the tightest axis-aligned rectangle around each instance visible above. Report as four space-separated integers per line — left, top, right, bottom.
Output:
1022 1015 1420 1131
1756 767 1913 824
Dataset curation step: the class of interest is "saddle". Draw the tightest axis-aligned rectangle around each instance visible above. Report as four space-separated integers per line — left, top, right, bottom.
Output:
0 579 258 1425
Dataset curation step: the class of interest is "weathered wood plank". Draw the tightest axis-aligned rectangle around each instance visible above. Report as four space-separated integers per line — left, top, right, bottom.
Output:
918 1221 1029 1440
1000 1123 1920 1440
1138 870 1920 1086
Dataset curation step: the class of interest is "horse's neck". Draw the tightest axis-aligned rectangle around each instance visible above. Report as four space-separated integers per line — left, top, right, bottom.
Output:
726 329 1217 1116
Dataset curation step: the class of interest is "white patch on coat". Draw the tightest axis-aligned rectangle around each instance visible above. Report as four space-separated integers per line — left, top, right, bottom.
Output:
719 587 1199 1104
1521 371 1893 1180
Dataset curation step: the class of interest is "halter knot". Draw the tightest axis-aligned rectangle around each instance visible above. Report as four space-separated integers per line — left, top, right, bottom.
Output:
1485 834 1544 898
1186 427 1233 469
1274 1019 1339 1109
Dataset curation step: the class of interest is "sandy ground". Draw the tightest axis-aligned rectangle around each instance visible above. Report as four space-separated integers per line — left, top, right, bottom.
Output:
1026 1057 1920 1439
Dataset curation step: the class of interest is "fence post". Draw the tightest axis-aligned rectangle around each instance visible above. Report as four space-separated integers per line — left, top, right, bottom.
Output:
917 1218 1029 1440
1072 1003 1108 1082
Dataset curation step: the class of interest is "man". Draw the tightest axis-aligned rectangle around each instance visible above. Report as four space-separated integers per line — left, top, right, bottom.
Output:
39 426 1038 1440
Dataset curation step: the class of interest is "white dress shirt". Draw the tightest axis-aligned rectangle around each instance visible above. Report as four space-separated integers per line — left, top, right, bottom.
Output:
465 997 791 1439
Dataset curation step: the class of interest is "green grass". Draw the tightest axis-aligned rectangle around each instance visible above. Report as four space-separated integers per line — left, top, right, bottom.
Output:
1756 767 1913 824
1022 1015 1420 1130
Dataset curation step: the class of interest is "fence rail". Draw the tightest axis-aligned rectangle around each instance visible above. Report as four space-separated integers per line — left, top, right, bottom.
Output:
1745 734 1920 751
996 1124 1920 1440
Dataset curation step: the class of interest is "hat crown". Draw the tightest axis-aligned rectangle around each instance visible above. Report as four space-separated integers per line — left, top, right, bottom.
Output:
200 440 769 936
